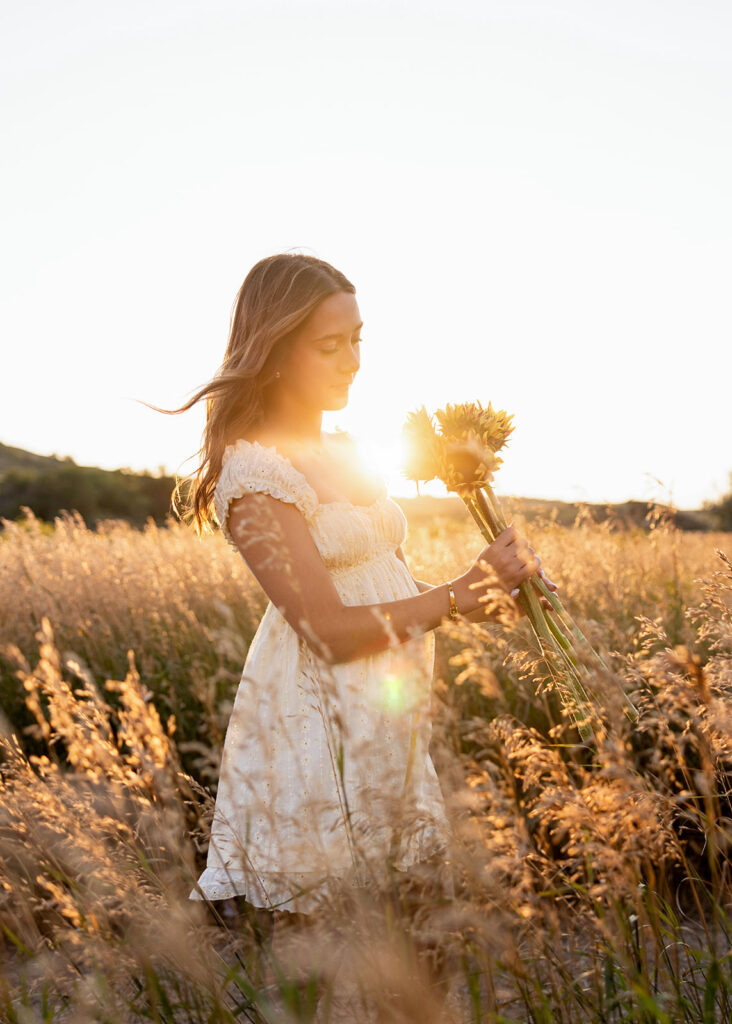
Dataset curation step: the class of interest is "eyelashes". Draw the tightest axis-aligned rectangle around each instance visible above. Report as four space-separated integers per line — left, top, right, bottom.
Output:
321 337 363 355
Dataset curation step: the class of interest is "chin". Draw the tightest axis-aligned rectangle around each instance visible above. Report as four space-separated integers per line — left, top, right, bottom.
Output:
325 392 349 411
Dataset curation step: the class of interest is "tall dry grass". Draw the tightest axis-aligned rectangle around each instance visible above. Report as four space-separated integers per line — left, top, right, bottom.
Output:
0 511 265 786
0 508 730 1021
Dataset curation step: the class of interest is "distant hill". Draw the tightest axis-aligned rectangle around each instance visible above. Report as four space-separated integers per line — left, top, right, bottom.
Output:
0 443 177 527
0 442 716 531
392 493 714 532
0 442 74 475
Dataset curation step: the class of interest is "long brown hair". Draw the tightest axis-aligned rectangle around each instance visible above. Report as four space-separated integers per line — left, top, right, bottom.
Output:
164 253 355 533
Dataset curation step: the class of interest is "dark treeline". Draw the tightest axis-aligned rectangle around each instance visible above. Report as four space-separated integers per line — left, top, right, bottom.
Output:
0 444 178 527
708 474 732 530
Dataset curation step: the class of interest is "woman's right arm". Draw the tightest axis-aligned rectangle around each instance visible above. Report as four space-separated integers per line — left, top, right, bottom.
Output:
227 492 541 665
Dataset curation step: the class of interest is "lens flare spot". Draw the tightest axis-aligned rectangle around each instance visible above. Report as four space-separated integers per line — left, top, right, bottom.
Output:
380 673 407 713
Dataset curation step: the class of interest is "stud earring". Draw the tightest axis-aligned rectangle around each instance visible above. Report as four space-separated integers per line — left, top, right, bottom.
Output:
274 370 281 379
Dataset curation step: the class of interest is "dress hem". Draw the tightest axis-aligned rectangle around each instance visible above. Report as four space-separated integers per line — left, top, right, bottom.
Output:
189 829 451 914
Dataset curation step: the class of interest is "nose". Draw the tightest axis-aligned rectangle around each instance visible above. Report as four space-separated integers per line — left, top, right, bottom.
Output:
340 341 360 374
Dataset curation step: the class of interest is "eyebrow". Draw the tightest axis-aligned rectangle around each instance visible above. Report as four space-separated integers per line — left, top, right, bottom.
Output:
311 322 363 343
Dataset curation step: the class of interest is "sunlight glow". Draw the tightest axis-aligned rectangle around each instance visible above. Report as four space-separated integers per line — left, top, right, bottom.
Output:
345 432 413 499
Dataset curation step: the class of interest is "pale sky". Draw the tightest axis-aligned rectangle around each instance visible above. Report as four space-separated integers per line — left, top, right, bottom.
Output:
2 0 730 509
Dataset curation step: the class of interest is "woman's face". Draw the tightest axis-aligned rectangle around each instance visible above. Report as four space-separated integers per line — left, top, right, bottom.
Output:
276 290 362 412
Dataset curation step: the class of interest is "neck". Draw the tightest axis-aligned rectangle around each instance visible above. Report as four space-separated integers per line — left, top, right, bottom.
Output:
262 392 324 447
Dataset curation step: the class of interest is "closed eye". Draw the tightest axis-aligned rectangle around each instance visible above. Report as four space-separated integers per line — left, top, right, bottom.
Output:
320 336 362 354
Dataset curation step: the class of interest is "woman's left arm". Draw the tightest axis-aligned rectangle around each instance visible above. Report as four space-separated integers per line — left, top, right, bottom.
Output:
394 545 524 622
395 548 497 618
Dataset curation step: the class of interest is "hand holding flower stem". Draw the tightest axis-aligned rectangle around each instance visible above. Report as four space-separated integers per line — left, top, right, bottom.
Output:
403 402 638 743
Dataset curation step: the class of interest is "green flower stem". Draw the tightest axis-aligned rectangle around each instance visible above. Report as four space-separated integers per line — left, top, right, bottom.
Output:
477 486 599 739
531 564 639 724
464 489 597 742
478 483 607 665
468 491 570 656
531 574 600 656
544 608 575 653
477 481 638 728
468 486 584 700
476 482 507 531
472 485 505 538
518 577 596 741
473 487 581 661
464 493 497 545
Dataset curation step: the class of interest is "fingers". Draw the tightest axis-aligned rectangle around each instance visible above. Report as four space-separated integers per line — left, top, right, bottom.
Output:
494 525 530 557
487 546 539 595
506 535 558 590
509 589 548 610
529 546 558 589
489 524 517 553
532 549 558 590
539 567 559 591
483 528 550 593
476 526 561 603
511 588 553 610
512 589 554 611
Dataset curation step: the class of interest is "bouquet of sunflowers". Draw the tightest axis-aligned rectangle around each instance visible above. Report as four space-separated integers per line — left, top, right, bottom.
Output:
403 402 637 742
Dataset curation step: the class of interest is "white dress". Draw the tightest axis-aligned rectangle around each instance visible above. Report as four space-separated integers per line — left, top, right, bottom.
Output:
189 438 450 914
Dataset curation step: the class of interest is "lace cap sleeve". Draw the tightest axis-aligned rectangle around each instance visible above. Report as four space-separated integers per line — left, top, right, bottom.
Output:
214 441 319 548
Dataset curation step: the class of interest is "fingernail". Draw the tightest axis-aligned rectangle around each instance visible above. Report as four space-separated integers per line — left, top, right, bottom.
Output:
510 587 520 598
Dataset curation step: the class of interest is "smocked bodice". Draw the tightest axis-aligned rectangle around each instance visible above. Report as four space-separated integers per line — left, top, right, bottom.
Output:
215 438 408 576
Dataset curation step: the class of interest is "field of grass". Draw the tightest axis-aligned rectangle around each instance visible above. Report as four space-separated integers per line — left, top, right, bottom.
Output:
0 508 730 1022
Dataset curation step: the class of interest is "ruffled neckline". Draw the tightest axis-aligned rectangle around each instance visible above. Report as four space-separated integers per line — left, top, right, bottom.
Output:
224 437 390 515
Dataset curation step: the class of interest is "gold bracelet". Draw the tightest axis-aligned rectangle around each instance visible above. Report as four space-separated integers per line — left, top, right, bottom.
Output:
447 580 459 621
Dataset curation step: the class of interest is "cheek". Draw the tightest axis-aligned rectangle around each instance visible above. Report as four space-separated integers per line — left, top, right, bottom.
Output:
303 354 331 383
286 353 330 392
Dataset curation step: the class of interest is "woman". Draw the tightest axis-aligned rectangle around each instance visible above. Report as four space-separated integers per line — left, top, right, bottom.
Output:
177 253 547 921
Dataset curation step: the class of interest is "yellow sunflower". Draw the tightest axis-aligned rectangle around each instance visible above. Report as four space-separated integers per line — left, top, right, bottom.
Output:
402 406 442 483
